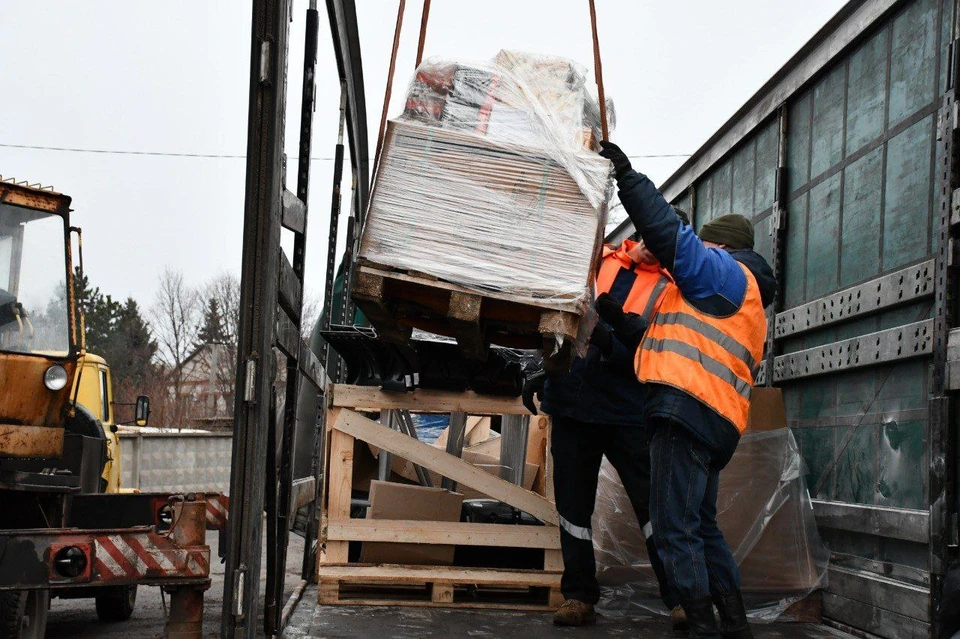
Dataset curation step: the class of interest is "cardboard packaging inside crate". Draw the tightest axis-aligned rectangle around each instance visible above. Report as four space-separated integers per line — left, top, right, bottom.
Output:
360 480 464 566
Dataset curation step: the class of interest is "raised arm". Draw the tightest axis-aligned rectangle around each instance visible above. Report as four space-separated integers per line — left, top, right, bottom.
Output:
600 142 745 302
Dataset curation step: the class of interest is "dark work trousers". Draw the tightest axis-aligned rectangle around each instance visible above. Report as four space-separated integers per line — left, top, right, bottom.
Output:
649 417 740 603
550 415 676 607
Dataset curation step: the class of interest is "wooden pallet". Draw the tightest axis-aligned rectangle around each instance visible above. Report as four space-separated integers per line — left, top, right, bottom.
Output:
317 564 559 611
318 384 564 611
351 264 582 371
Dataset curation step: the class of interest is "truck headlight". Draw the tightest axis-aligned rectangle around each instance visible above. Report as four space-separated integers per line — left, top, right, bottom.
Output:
44 365 68 391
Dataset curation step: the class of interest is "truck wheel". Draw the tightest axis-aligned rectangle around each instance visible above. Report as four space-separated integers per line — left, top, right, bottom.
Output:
0 589 50 639
95 585 137 622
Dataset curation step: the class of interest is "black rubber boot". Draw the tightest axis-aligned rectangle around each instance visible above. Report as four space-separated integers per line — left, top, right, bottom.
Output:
681 597 720 638
711 590 753 639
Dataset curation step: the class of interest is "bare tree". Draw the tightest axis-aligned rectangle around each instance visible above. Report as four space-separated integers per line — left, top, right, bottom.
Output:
204 271 241 423
301 289 322 339
152 268 202 428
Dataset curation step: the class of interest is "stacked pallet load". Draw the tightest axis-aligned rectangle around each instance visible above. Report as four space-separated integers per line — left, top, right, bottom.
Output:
355 51 612 370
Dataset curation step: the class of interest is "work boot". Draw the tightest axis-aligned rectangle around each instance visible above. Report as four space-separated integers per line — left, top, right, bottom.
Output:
670 605 689 635
681 597 720 638
712 590 753 639
552 599 597 626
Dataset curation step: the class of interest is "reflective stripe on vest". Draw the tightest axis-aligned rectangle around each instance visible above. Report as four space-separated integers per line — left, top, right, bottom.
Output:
638 262 766 433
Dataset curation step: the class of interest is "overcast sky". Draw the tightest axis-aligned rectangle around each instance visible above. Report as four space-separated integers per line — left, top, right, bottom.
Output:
2 0 847 310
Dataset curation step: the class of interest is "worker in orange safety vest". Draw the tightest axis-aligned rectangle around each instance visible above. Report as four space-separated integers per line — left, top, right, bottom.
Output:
598 140 776 639
523 212 688 628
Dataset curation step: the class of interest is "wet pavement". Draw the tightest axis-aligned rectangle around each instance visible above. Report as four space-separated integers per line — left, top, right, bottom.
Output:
283 590 850 638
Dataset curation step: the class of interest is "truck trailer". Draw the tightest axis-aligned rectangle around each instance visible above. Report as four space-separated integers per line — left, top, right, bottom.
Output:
606 0 959 635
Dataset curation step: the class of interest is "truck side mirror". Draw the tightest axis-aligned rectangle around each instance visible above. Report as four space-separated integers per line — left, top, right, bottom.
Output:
135 395 150 427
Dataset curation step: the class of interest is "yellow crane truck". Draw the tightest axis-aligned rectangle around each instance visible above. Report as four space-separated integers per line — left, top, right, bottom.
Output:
0 178 220 639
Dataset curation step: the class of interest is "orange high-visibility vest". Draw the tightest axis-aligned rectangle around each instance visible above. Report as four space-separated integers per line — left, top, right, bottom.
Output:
596 240 671 321
637 262 765 433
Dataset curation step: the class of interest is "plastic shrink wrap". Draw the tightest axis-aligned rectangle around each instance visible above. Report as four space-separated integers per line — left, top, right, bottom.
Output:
359 51 612 323
593 428 830 621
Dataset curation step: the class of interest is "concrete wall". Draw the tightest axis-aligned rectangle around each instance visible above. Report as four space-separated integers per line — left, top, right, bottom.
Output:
119 431 233 493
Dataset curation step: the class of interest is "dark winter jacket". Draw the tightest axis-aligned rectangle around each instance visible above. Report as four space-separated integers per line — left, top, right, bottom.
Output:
616 169 777 466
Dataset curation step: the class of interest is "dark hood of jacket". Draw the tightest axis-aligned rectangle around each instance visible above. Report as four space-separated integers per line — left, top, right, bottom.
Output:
730 249 777 309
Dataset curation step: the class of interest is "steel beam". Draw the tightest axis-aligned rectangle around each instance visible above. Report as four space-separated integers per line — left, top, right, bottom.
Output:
772 318 933 382
774 260 935 339
812 499 930 544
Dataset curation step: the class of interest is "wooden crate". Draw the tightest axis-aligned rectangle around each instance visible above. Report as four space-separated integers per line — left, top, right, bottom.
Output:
318 384 563 610
352 264 582 372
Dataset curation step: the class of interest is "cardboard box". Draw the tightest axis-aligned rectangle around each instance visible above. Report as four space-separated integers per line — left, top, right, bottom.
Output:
746 387 787 432
359 481 464 565
388 443 539 500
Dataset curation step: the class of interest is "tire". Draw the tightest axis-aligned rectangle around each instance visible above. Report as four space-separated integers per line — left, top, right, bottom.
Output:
95 585 137 622
0 589 50 639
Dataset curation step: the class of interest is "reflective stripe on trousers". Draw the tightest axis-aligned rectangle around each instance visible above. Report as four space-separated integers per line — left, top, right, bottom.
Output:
559 514 592 541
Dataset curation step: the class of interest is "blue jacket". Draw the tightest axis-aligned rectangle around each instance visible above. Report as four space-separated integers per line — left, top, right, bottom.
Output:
616 169 777 466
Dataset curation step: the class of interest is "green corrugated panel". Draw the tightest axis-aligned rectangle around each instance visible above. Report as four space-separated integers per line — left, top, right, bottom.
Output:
712 161 733 217
834 423 877 504
753 214 774 266
805 173 841 300
889 0 939 126
787 92 812 194
783 193 808 307
840 147 884 286
811 64 846 177
882 115 934 269
845 26 888 157
731 140 756 216
754 120 779 212
696 174 713 229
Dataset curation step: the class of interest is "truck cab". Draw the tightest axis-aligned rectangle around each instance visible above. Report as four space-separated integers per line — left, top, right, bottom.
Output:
74 354 120 493
0 179 81 461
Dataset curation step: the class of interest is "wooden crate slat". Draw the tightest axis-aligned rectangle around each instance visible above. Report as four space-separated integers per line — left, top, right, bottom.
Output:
317 564 561 587
326 519 561 549
333 409 558 525
332 384 529 415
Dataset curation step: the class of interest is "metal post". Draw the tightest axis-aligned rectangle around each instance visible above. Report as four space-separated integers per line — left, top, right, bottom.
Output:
222 0 291 635
440 413 468 492
763 105 789 386
499 415 529 486
377 410 396 481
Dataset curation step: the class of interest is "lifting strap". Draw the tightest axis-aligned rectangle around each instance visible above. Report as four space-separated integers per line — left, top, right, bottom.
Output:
371 0 611 179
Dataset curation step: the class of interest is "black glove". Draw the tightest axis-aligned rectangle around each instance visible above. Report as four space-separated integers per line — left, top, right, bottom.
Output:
590 323 614 358
522 369 546 415
617 313 650 352
599 140 633 180
596 292 626 331
595 293 650 351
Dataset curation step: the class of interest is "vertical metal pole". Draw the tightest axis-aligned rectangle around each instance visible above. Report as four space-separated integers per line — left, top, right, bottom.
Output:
763 105 789 386
440 413 467 492
270 5 320 635
499 414 529 486
222 0 290 635
377 411 396 481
